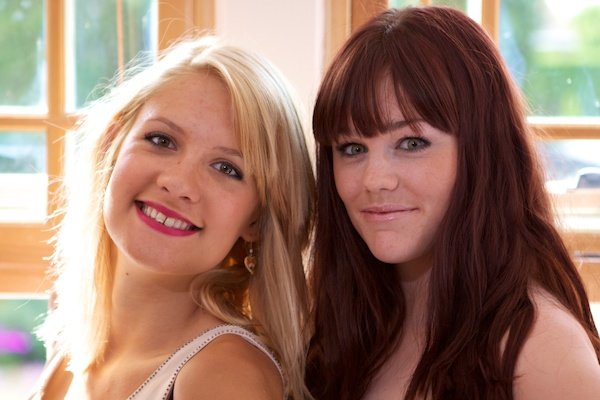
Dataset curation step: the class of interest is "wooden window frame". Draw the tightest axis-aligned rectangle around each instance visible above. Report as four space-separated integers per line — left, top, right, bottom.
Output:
1 0 598 297
0 0 215 294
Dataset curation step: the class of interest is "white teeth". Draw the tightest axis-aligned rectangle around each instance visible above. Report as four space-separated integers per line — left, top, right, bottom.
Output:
173 220 184 229
164 217 176 228
141 204 193 230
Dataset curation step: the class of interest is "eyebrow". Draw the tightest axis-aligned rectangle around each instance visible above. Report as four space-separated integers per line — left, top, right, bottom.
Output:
149 117 243 159
150 117 184 134
215 146 243 159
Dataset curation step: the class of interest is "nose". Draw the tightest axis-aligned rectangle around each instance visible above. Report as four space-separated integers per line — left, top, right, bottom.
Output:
362 154 399 192
156 159 201 202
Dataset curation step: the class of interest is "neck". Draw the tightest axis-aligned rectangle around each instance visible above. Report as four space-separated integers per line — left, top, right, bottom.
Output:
398 264 431 329
106 257 220 358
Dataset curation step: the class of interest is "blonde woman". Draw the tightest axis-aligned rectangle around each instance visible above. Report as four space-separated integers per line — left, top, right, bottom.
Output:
31 36 314 399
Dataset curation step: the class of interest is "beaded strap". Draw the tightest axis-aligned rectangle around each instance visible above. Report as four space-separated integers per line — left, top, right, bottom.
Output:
127 324 283 399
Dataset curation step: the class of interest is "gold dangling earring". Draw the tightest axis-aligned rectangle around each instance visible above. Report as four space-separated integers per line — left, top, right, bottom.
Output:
244 242 256 275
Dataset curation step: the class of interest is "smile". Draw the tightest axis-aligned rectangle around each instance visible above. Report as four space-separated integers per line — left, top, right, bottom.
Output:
135 201 201 234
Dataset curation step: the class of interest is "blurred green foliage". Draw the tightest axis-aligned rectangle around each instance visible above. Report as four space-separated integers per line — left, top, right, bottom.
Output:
0 0 44 106
0 0 153 110
73 0 154 108
502 2 600 116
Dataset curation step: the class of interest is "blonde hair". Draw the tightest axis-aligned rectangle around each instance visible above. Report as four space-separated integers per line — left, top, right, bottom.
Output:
40 36 315 399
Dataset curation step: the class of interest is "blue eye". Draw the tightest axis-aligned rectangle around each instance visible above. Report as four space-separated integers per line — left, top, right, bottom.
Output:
337 143 367 156
212 161 243 180
399 137 430 151
145 133 175 149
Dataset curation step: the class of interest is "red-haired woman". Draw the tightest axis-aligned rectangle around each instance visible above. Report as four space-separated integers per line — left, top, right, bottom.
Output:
306 6 600 400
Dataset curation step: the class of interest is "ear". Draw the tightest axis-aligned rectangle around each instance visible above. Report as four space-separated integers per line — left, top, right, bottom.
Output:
241 218 260 242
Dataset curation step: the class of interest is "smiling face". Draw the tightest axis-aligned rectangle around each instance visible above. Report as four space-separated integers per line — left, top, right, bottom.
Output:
332 79 457 280
103 71 259 276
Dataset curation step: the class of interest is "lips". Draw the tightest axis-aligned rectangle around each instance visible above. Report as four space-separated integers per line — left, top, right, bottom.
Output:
360 205 417 222
362 205 417 213
135 200 201 234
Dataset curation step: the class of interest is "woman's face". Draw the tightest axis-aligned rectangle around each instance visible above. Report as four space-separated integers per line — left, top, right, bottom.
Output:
332 79 457 279
103 72 259 276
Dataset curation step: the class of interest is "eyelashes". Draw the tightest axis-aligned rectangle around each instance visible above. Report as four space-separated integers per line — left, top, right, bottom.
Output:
211 161 243 180
336 142 368 156
143 132 244 180
398 137 431 151
145 132 175 149
335 136 431 157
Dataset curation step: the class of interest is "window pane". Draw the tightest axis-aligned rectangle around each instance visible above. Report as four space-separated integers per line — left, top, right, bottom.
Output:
0 298 47 399
500 0 600 117
0 132 47 223
0 0 46 110
539 139 600 233
388 0 420 8
67 0 157 110
430 0 467 11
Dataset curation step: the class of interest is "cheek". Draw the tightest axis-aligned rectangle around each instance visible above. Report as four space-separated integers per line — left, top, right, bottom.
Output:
333 161 357 203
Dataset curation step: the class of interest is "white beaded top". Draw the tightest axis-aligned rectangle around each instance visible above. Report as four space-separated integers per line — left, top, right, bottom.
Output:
127 324 283 399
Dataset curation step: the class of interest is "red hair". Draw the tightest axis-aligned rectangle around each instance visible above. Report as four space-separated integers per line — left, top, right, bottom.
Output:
306 6 600 399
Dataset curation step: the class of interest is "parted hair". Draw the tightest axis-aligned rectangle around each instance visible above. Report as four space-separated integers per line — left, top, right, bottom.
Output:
40 35 314 399
306 6 600 400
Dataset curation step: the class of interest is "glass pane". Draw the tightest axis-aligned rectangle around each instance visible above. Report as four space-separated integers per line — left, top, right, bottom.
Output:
0 298 47 399
0 0 46 110
389 0 420 8
67 0 156 110
539 139 600 233
430 0 467 11
500 0 600 117
0 132 47 223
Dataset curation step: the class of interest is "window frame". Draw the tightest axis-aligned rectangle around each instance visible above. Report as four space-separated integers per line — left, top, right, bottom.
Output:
1 0 598 297
0 0 215 294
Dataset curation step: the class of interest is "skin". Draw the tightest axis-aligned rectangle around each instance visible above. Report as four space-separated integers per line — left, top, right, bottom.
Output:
332 78 457 281
41 72 283 399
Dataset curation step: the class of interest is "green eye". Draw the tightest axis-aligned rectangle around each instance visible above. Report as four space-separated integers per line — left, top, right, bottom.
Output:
399 137 430 151
340 143 367 156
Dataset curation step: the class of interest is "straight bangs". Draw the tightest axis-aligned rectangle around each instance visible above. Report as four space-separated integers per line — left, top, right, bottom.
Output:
313 42 393 144
313 8 458 146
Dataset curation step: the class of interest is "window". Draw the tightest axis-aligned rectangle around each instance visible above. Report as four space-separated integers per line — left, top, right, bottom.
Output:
0 0 213 396
0 0 215 293
330 0 600 303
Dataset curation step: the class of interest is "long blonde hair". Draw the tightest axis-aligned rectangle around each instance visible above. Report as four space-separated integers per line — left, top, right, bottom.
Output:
41 35 315 399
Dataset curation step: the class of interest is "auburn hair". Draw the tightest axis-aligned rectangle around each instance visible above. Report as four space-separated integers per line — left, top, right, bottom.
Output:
306 6 600 400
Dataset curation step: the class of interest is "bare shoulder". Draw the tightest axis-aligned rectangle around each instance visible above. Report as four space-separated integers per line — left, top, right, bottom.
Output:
513 287 600 400
173 332 283 400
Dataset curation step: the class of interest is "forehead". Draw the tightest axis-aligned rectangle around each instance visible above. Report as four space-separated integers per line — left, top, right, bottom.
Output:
139 72 232 122
149 71 230 105
129 73 236 145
